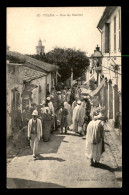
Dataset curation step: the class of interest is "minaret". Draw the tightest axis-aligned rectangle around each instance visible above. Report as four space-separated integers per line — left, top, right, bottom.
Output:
7 45 10 51
36 39 45 55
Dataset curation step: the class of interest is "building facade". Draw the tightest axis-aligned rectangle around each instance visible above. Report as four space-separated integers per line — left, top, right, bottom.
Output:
97 6 121 92
6 61 24 138
85 6 121 132
97 6 121 129
6 50 60 138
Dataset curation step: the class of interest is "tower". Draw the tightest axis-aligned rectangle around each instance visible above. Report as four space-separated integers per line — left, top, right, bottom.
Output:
7 45 10 51
36 39 45 55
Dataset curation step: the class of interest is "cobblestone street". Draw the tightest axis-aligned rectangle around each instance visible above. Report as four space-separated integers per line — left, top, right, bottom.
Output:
7 124 122 188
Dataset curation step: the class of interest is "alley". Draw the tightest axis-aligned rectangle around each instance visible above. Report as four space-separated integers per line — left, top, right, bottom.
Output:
6 6 122 189
7 127 122 188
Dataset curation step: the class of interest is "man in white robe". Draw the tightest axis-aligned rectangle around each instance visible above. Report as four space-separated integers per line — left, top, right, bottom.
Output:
64 101 72 129
28 110 42 160
72 100 81 133
72 97 79 112
46 97 55 131
66 88 71 104
77 100 86 135
85 112 105 166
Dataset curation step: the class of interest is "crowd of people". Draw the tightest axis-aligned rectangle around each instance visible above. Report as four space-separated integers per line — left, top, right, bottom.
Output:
27 86 107 165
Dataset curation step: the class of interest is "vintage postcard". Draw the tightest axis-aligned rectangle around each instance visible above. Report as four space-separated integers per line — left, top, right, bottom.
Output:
6 7 122 188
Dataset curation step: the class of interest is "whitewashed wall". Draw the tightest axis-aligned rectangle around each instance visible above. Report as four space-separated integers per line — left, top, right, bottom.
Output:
31 76 47 104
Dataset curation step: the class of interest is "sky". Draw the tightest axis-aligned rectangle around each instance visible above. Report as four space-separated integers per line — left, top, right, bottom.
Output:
7 7 106 56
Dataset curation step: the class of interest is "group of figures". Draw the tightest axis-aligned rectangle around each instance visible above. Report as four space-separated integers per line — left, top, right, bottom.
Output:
27 86 107 166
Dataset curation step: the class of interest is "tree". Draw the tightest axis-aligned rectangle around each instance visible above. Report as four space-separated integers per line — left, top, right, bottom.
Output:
45 47 90 82
27 47 90 82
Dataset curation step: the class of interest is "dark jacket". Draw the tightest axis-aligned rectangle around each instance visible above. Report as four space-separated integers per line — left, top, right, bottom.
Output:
59 108 68 127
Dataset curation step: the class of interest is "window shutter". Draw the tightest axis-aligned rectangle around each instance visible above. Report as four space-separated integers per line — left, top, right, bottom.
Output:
114 16 116 52
102 30 105 53
105 23 110 53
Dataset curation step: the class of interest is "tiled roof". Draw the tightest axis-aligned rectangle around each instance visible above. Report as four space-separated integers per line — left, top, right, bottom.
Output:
7 50 59 72
23 67 46 83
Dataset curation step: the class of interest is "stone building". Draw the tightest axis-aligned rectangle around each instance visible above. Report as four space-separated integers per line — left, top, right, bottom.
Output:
97 6 121 129
7 60 24 138
6 50 60 138
85 6 121 134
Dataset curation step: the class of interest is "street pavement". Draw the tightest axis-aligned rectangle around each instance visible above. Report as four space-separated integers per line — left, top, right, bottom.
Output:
7 125 122 188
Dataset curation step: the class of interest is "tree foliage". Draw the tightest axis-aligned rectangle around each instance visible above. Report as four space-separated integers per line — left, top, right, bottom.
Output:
27 47 90 82
45 48 90 82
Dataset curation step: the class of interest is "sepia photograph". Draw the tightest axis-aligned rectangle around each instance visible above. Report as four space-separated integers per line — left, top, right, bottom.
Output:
6 7 122 188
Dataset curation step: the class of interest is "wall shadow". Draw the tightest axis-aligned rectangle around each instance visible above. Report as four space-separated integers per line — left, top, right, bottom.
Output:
7 178 66 188
17 131 65 157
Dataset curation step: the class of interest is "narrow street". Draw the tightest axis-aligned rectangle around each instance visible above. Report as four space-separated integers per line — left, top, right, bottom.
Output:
7 126 122 188
6 6 122 190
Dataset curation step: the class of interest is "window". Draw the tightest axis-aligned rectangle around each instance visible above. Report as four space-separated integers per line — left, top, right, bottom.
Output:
102 30 105 53
114 16 116 52
46 84 50 96
12 89 20 111
105 23 110 53
118 9 121 51
38 85 41 104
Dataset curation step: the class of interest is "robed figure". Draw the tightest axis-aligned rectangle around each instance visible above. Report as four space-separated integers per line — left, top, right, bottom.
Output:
85 112 105 166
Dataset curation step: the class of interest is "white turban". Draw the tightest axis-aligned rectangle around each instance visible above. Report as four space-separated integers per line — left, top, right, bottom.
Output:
46 97 50 101
77 100 81 105
32 110 38 116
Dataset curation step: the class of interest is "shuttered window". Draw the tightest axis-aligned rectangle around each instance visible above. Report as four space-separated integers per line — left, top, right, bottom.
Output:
102 30 105 53
105 23 110 53
114 16 116 52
